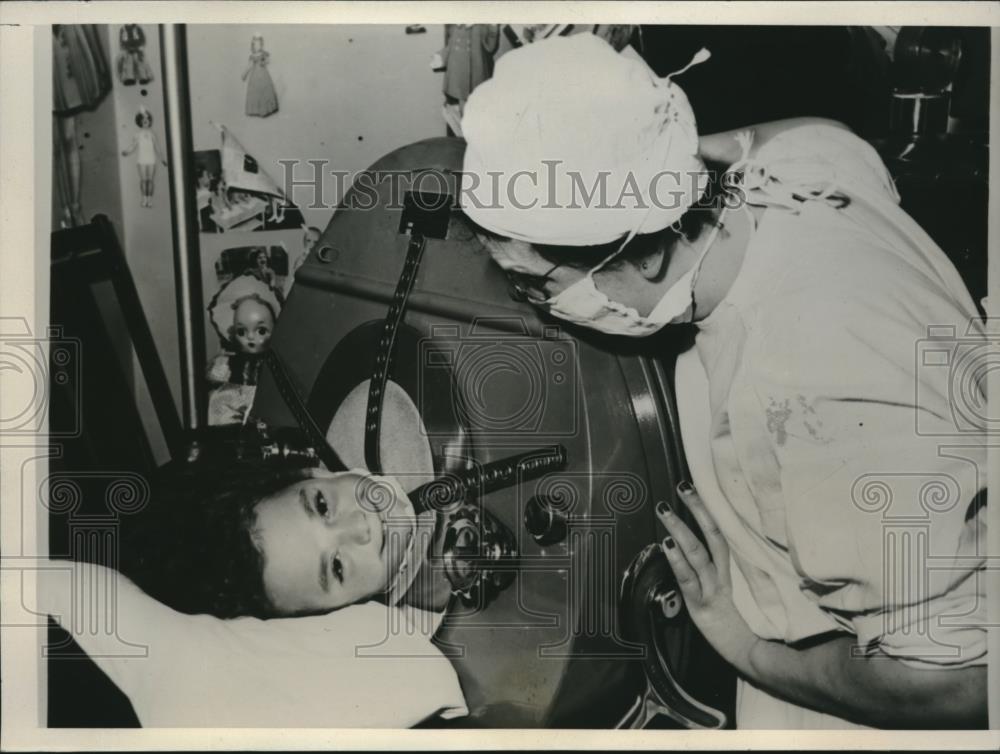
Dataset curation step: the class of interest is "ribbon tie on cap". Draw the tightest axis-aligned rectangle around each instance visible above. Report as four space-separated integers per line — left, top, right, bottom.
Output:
665 47 711 81
724 128 849 221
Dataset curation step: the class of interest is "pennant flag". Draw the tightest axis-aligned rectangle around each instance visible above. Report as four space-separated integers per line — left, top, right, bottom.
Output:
215 123 288 201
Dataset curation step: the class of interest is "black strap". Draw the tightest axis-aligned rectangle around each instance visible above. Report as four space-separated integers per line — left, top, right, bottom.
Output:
365 233 427 473
263 348 347 472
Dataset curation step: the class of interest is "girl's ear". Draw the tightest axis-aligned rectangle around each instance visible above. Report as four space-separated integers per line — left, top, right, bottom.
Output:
636 243 668 281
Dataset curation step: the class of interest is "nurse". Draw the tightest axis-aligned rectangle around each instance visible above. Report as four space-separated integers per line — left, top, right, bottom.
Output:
459 34 987 729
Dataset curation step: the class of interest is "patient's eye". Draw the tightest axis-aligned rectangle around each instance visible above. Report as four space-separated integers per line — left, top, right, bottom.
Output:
332 554 344 584
256 326 269 337
314 490 329 516
235 326 247 337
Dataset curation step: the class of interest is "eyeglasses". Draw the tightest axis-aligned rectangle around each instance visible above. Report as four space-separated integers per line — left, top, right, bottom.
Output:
505 262 562 304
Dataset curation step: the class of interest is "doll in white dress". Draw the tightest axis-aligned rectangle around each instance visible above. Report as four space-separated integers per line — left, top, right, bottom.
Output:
121 107 167 208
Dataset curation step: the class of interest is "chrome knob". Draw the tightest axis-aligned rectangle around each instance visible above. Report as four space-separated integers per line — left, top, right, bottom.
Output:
524 495 568 545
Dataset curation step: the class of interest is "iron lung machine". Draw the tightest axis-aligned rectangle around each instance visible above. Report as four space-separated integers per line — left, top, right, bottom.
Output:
253 138 735 728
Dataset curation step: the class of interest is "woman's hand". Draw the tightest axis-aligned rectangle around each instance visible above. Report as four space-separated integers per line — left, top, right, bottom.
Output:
655 482 759 674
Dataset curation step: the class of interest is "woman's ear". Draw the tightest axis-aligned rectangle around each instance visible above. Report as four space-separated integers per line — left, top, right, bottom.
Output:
636 243 668 281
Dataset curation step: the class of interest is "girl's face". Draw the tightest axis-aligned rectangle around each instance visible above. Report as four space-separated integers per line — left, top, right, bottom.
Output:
252 472 412 614
232 298 274 353
139 112 152 129
255 251 268 269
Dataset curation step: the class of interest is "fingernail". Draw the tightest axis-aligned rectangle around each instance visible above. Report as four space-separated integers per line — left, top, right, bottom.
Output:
659 502 676 519
663 536 676 550
677 480 694 496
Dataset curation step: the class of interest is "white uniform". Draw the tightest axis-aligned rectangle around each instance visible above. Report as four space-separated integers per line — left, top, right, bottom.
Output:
690 125 987 728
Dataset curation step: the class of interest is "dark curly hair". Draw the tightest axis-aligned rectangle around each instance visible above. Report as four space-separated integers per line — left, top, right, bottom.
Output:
118 463 312 619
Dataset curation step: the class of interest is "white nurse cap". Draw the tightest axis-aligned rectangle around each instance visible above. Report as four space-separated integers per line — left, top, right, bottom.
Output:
460 34 710 247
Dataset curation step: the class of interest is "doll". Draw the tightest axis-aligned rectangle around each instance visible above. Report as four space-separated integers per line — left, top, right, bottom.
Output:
117 24 154 86
121 107 167 208
206 274 283 425
242 34 279 118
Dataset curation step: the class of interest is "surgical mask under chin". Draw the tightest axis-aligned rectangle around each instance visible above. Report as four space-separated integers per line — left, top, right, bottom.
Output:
345 469 430 607
375 474 436 607
545 221 724 337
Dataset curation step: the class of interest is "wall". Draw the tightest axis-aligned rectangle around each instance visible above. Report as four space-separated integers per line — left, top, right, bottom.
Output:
186 24 446 226
187 24 446 425
97 24 446 462
109 25 177 462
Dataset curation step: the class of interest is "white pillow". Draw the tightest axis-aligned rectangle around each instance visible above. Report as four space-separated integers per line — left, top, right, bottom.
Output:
39 561 468 727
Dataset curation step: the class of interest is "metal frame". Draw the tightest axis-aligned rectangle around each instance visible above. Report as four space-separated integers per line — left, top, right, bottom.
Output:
159 24 206 429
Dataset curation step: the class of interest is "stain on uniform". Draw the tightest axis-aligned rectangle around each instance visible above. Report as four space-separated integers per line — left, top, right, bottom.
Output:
765 394 830 446
797 394 826 440
766 397 793 446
